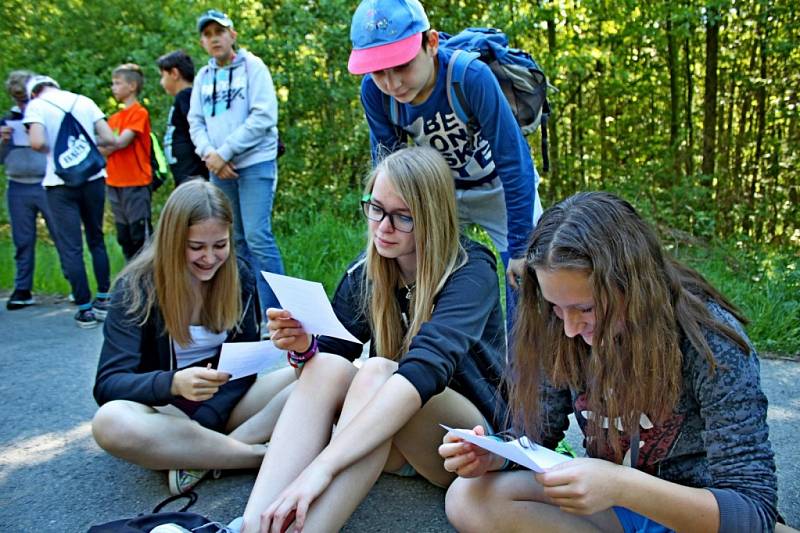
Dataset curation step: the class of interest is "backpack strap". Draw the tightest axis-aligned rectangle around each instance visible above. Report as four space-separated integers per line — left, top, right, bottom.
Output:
540 98 550 172
381 92 401 128
446 49 480 127
152 491 198 513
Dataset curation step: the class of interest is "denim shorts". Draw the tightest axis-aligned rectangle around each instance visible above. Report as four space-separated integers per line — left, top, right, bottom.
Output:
613 506 674 533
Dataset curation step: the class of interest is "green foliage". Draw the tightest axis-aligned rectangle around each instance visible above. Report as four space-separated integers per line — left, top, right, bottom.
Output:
0 1 798 353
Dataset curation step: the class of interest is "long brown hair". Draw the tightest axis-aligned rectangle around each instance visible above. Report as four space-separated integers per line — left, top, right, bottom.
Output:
363 146 465 359
116 180 241 346
510 192 749 459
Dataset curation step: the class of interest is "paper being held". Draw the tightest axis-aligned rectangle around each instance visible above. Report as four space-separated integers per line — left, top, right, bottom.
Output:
218 340 285 380
441 425 572 473
261 271 361 344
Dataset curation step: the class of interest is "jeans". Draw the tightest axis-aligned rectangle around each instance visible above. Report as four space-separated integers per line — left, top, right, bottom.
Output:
7 180 60 291
45 178 110 307
211 160 284 311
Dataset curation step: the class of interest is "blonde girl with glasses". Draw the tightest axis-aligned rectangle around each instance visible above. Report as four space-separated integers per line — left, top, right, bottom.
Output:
241 146 508 532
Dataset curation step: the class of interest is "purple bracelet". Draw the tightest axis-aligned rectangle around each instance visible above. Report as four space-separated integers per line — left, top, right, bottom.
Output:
288 335 318 366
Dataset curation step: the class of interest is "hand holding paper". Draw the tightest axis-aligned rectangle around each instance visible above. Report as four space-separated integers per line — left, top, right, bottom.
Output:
441 424 572 473
261 272 361 344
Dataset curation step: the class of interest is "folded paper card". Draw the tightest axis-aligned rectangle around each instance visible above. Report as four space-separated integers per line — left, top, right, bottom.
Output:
441 425 572 473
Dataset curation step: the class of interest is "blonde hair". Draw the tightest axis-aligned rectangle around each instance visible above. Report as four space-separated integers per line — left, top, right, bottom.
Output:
363 146 466 359
117 180 241 346
112 63 144 95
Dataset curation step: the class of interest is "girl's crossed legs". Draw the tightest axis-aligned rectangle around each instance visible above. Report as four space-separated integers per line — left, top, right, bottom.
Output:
242 353 485 532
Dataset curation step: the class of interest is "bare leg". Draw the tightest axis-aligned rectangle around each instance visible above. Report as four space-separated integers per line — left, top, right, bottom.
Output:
445 470 623 533
296 357 399 532
393 386 485 488
241 353 358 531
91 367 297 470
92 400 264 470
226 366 297 443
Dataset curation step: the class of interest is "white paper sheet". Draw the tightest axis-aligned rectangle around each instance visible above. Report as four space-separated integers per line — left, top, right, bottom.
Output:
261 271 362 344
440 425 572 473
217 340 286 380
5 120 30 147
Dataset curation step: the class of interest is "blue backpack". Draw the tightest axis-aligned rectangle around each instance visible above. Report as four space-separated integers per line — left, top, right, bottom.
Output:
42 96 106 187
384 27 552 171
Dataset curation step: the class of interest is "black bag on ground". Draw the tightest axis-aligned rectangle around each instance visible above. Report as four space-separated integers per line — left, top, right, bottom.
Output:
42 96 106 187
87 492 219 532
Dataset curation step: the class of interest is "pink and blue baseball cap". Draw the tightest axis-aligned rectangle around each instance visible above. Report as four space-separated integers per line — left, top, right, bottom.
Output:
348 0 430 75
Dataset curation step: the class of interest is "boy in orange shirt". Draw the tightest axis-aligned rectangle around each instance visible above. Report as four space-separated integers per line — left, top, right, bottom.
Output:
104 63 153 260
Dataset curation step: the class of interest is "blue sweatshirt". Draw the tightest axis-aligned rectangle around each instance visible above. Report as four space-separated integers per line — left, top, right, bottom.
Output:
360 48 538 258
536 301 778 532
188 48 279 168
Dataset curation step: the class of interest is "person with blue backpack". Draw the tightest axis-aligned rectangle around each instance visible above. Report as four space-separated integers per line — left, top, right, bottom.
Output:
23 75 119 328
348 0 546 326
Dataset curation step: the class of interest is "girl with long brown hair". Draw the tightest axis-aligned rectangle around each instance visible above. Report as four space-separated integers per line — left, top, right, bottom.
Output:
440 192 777 532
241 146 507 532
91 180 295 496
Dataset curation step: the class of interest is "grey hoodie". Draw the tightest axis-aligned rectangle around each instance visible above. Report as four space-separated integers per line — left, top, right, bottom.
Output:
0 107 47 184
188 48 279 169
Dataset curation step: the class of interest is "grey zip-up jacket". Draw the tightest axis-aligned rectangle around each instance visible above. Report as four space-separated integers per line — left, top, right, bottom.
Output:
188 48 279 168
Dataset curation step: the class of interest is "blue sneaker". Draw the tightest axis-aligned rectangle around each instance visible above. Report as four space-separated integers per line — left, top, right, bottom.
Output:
92 297 110 321
75 309 99 329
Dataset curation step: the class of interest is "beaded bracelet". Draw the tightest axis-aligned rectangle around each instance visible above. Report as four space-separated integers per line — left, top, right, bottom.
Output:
287 335 318 368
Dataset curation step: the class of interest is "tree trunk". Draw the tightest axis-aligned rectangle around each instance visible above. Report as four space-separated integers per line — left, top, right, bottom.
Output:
701 4 720 180
666 11 681 180
750 8 768 240
683 15 694 177
546 0 559 190
736 41 757 233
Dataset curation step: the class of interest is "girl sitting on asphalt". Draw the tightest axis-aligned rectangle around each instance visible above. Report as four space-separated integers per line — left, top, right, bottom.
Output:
241 146 507 532
440 191 778 532
92 180 295 496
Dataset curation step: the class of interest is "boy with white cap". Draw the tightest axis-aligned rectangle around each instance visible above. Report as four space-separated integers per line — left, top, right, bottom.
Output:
348 0 543 320
23 75 118 328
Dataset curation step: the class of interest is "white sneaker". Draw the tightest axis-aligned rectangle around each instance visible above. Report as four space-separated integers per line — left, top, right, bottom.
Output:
167 468 208 495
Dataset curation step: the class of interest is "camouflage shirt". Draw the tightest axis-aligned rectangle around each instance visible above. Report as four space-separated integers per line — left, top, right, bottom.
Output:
539 301 778 532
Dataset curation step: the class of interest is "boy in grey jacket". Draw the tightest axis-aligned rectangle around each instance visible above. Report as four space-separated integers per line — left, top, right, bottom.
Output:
188 9 284 312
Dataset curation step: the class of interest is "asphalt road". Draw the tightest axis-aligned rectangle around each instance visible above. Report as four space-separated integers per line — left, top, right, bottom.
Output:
1 299 797 532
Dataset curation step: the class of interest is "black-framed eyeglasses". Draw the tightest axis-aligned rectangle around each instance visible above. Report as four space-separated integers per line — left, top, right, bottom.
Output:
361 200 414 233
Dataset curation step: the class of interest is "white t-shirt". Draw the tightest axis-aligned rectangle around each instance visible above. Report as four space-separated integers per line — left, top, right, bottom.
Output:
23 88 107 187
173 326 228 369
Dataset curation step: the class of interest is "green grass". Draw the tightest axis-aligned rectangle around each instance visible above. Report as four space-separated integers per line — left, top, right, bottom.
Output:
671 240 800 357
1 200 797 357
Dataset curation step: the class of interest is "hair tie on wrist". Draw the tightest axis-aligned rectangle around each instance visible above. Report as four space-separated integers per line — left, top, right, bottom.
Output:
288 335 318 368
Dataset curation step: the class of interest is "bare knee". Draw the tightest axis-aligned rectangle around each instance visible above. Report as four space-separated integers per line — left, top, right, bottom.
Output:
348 357 398 395
300 352 357 391
91 401 150 455
445 476 493 532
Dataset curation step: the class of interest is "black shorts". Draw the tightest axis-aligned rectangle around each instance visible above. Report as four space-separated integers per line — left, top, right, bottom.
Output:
170 356 256 432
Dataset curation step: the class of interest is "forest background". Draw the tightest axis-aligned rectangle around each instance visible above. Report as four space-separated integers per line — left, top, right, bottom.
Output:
0 0 797 355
